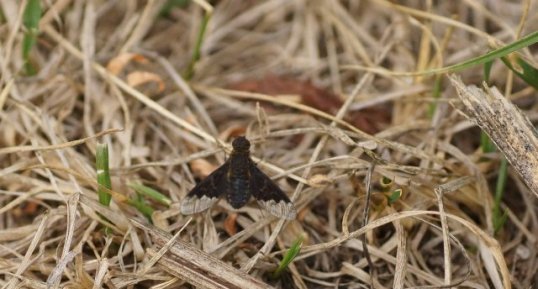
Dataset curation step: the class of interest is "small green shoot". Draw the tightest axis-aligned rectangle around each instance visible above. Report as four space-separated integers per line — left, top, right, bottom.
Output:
127 194 154 220
387 189 402 205
480 132 496 153
379 176 393 191
96 143 112 206
272 235 304 279
493 158 509 234
128 182 172 206
22 0 41 75
184 12 211 80
96 145 155 221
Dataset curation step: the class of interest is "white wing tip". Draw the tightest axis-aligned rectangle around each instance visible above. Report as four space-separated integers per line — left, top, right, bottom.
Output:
180 195 218 215
258 200 297 220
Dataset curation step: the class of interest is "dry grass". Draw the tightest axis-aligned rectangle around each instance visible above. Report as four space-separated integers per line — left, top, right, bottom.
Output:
1 1 537 289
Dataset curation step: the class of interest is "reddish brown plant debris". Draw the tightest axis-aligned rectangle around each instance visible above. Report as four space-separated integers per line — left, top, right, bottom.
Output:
230 74 390 134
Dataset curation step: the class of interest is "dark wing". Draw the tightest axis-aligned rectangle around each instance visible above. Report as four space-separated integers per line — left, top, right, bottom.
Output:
249 163 297 220
180 161 230 215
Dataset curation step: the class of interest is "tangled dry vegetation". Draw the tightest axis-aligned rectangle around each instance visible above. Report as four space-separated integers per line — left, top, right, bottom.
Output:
1 1 537 289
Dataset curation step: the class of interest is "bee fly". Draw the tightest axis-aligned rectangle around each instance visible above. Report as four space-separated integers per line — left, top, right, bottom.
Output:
180 136 297 220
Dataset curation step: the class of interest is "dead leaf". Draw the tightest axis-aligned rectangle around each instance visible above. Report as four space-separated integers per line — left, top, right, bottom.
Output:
106 53 148 75
348 108 391 135
126 71 165 93
308 174 332 188
189 159 216 178
224 213 238 236
230 74 390 134
230 74 341 112
22 201 39 216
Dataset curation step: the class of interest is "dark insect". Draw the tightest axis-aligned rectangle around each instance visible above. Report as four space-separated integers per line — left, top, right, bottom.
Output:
180 136 297 220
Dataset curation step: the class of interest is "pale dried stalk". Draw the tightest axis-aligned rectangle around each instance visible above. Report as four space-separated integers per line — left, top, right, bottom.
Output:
392 220 406 289
449 75 538 199
0 128 122 155
40 25 308 186
132 220 275 289
434 177 475 286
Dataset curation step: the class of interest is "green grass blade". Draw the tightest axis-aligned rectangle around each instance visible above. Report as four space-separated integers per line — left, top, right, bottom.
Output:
23 0 41 29
427 75 443 117
127 196 154 220
272 235 304 279
184 12 211 80
22 34 37 75
96 143 112 206
480 132 496 153
493 158 508 234
483 58 493 83
480 57 495 154
128 182 171 206
423 31 538 75
501 55 538 89
22 0 41 75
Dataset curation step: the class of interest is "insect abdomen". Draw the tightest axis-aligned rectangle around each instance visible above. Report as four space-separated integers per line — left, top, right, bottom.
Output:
227 177 250 208
227 153 251 208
